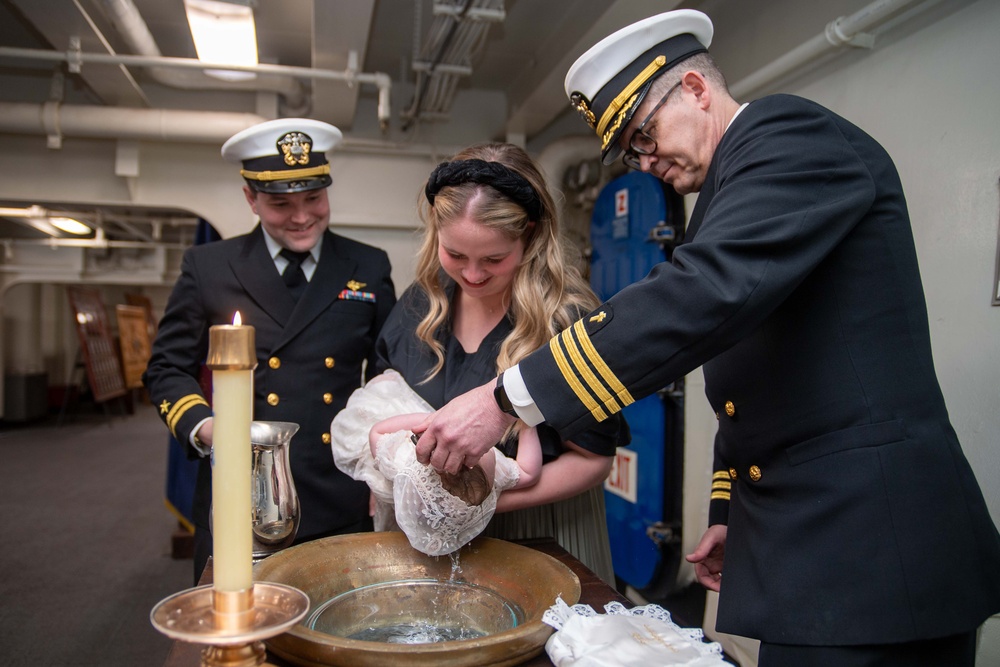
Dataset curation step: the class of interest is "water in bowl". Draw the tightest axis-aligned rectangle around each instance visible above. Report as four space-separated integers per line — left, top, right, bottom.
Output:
307 579 524 645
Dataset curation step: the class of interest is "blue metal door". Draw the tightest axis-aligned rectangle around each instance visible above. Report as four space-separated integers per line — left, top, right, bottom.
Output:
590 171 680 591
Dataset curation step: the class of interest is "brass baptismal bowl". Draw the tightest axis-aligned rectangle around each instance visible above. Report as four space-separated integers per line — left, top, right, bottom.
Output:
253 532 581 666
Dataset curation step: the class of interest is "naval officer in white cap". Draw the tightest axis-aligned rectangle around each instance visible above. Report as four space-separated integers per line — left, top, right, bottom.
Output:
414 10 1000 666
144 118 395 583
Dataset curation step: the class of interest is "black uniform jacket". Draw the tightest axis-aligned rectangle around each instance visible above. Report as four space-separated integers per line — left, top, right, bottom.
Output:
518 95 1000 645
143 224 395 540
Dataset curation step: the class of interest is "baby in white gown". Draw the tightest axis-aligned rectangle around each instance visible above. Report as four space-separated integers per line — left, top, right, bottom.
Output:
330 370 541 556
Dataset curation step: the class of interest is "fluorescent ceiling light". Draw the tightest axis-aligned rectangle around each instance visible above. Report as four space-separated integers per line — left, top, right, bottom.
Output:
183 0 258 82
0 206 92 236
49 217 92 235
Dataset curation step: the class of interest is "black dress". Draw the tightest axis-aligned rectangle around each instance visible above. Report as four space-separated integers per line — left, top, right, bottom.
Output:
375 281 629 583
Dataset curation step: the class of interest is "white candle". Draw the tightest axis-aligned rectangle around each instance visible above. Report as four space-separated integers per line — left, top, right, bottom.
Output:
207 312 256 593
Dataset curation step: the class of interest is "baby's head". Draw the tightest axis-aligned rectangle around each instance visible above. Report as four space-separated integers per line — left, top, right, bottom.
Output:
439 466 493 506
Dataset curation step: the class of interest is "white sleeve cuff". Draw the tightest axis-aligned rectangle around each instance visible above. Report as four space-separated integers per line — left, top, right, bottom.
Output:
190 417 212 457
503 365 545 427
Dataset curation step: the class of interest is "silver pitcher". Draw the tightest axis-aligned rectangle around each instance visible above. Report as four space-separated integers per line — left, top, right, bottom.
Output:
250 420 300 560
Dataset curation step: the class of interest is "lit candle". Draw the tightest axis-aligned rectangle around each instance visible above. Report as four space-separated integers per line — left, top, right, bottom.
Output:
206 311 256 594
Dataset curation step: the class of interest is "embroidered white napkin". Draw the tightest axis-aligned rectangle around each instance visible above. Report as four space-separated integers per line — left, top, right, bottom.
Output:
543 597 728 667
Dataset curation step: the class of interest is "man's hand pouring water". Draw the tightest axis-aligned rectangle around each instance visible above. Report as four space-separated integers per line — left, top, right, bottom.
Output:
414 381 517 475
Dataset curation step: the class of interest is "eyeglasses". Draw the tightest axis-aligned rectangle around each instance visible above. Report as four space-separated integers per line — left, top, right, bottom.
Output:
622 82 681 170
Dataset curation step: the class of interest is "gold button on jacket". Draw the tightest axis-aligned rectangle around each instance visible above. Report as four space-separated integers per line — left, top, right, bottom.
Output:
268 357 281 369
323 393 333 404
267 393 279 406
749 465 762 482
321 433 331 444
725 400 736 417
324 357 335 368
729 467 738 480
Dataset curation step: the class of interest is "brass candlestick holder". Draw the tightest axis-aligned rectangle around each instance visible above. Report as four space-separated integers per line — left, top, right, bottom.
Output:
151 582 309 667
151 314 308 666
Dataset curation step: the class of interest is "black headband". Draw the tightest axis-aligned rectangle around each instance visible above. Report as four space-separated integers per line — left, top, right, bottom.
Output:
424 159 543 222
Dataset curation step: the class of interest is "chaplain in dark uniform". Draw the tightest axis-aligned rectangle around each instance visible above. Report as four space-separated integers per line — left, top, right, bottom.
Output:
414 10 1000 667
143 118 395 583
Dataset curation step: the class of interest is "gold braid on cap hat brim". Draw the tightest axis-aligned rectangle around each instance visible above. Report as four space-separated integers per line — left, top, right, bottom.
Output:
595 55 667 143
570 94 597 129
602 95 639 151
241 164 331 182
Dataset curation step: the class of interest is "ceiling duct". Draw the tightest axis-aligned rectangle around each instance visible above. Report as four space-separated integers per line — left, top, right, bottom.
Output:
99 0 310 115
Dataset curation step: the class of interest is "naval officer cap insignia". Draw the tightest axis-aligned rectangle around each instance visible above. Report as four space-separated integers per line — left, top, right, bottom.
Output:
221 118 343 194
564 10 713 165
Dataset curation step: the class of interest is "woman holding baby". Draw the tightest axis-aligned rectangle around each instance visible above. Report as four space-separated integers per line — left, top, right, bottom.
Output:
372 142 629 583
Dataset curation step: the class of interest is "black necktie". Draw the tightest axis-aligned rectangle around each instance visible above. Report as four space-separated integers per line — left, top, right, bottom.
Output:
279 249 310 302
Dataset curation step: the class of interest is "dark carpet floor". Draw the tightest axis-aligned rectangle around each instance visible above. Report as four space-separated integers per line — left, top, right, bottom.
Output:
0 402 191 667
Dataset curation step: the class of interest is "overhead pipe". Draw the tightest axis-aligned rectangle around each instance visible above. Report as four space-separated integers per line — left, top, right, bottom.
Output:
730 0 922 100
0 101 265 143
0 101 464 161
0 44 393 131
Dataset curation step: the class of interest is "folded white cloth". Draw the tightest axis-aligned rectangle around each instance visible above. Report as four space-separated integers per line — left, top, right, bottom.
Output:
543 597 727 667
330 370 519 556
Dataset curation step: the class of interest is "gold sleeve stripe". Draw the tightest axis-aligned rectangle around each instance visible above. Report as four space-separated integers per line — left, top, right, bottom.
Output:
712 470 731 480
560 326 621 415
712 480 731 491
549 335 609 422
572 320 635 409
710 491 731 501
166 394 209 437
163 499 195 534
547 317 637 423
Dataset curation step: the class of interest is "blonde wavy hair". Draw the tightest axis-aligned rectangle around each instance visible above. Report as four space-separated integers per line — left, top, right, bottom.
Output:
414 142 598 382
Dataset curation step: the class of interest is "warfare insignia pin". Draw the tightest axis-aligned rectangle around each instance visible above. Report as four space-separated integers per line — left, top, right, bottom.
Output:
346 280 366 291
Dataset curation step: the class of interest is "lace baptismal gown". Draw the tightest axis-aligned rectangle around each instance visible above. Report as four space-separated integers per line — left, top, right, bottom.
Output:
330 370 519 556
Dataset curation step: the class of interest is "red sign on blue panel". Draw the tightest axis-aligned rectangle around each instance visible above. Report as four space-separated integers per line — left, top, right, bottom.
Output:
604 448 638 503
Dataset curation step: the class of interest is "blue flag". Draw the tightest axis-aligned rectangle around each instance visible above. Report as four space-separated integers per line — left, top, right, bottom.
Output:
163 218 220 532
